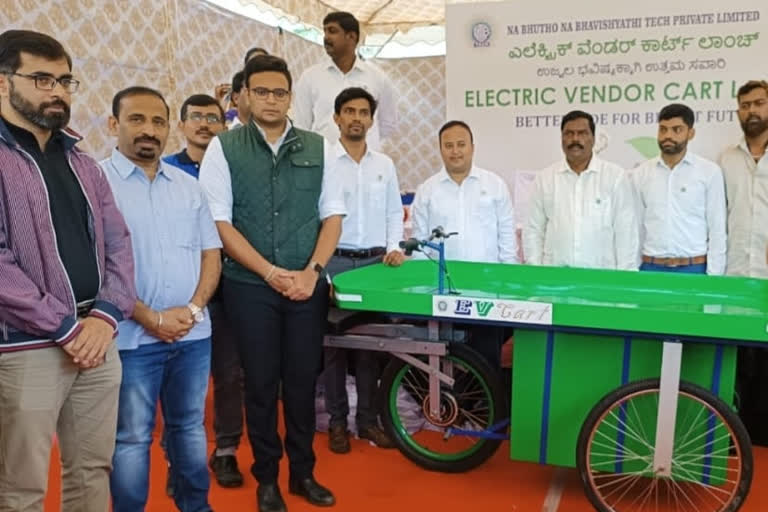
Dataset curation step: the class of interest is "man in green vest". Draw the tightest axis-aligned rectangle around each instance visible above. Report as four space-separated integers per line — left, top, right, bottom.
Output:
199 55 346 512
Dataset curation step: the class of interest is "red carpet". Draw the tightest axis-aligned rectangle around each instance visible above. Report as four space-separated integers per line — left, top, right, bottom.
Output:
42 387 768 511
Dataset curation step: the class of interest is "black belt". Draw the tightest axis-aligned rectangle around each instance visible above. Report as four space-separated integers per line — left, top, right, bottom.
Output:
334 247 386 259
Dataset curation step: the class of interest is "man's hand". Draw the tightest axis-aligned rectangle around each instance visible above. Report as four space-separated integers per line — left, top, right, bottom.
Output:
383 250 405 267
281 268 318 301
62 317 114 368
214 83 231 105
265 266 294 294
154 307 194 343
138 306 193 343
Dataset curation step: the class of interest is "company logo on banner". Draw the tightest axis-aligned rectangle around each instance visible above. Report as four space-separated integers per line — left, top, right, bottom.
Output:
472 22 493 47
432 295 553 325
446 1 766 224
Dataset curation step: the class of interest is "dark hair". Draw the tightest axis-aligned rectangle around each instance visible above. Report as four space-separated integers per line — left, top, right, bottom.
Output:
243 55 292 91
561 110 595 135
737 80 768 101
323 12 360 41
658 103 695 128
439 120 474 144
111 86 169 119
334 87 377 116
0 30 72 73
244 47 268 65
231 71 245 94
180 94 224 121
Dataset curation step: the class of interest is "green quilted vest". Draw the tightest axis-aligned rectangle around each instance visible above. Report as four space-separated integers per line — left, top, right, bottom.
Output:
218 121 324 285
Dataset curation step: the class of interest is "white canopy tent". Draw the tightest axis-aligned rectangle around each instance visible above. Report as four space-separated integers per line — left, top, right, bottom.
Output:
204 0 501 57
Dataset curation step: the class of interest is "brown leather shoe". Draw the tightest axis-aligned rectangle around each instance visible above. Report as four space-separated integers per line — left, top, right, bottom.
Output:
328 424 350 454
358 425 396 449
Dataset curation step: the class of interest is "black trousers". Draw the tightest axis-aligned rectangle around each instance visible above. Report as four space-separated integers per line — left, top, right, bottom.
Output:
209 299 243 450
223 277 329 483
466 324 507 371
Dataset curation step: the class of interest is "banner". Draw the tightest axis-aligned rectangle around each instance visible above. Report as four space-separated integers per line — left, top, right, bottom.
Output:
446 0 766 225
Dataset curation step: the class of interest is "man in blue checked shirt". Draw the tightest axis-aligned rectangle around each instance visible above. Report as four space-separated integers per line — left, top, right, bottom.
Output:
101 86 222 512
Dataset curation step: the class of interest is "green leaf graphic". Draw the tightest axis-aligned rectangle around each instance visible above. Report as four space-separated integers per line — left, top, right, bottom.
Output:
626 137 660 159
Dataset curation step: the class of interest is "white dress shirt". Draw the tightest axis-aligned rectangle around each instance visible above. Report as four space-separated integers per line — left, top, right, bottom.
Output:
292 57 398 151
632 152 727 275
330 142 404 252
719 139 768 277
410 166 517 263
524 155 639 270
198 121 346 223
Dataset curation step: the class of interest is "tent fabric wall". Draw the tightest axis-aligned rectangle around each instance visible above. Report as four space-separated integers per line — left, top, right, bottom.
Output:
240 0 446 34
1 0 446 190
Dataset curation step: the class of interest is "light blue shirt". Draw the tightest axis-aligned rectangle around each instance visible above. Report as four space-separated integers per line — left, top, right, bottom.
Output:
101 149 222 350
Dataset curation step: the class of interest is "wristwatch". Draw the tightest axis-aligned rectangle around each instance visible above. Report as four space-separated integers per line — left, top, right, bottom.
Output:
311 260 331 284
187 302 205 323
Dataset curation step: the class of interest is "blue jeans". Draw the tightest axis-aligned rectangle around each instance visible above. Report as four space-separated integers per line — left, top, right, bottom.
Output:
640 262 707 274
111 338 212 512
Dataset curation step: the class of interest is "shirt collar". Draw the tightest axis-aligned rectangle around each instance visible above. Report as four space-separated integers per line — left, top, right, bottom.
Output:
738 137 750 154
736 137 766 158
333 140 372 161
439 165 480 183
655 151 694 170
110 147 173 181
559 154 600 174
327 56 365 74
176 148 196 165
0 117 78 151
252 119 293 147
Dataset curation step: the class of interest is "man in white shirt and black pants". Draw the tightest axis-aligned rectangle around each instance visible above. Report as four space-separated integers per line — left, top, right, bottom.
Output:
323 87 404 454
719 80 768 445
524 110 639 270
293 11 397 151
632 103 727 274
410 120 517 371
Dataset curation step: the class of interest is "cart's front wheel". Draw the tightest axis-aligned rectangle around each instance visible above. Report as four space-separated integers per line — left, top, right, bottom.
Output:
379 343 506 473
576 378 752 512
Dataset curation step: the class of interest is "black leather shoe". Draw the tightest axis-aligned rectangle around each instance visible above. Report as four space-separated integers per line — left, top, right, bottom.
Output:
289 476 335 506
209 452 244 487
257 483 286 512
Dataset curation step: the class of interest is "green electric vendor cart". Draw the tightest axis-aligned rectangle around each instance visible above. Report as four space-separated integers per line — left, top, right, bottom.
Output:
325 245 763 512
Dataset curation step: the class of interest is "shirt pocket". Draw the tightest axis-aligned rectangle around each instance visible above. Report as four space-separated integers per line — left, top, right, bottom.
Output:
366 179 387 205
169 206 202 251
674 178 706 219
472 193 496 220
586 197 612 228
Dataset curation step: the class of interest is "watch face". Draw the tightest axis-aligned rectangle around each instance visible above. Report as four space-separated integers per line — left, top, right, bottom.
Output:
194 311 205 323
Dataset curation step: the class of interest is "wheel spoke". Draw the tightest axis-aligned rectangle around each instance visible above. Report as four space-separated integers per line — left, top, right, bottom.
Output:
582 384 747 512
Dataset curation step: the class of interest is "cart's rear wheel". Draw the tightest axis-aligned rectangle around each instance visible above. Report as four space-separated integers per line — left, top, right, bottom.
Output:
576 378 752 512
379 343 506 473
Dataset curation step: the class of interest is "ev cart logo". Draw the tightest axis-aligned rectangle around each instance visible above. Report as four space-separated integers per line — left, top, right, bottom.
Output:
454 299 494 317
433 296 553 325
472 22 492 47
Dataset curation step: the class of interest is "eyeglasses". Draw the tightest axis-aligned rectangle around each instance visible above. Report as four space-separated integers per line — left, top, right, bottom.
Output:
249 87 290 101
11 73 80 93
186 112 223 124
